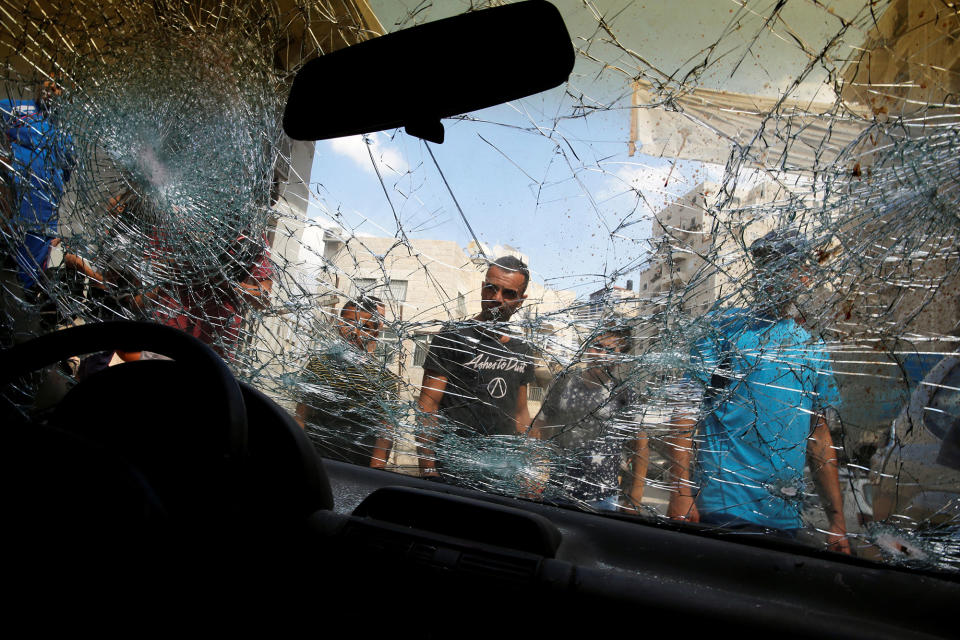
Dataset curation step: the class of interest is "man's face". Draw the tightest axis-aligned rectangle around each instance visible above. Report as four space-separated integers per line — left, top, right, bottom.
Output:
337 305 384 352
584 333 626 367
37 79 63 110
479 266 527 322
107 193 130 218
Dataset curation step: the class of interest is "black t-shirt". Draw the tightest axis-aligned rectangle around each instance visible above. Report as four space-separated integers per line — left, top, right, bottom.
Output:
300 350 401 466
423 323 535 437
539 370 637 502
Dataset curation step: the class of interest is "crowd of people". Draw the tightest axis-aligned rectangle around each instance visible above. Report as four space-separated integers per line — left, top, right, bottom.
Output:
296 247 848 552
2 77 274 369
3 76 848 552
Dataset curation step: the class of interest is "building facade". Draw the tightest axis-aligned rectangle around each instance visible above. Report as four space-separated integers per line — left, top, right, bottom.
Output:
303 231 576 472
630 180 779 348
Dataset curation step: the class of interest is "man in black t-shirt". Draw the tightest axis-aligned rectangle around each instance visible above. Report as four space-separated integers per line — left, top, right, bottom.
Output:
417 256 536 479
295 296 401 468
533 328 648 512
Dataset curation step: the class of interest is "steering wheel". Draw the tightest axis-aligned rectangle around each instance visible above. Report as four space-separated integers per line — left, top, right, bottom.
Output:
1 321 251 528
2 320 332 601
2 319 332 524
0 320 247 457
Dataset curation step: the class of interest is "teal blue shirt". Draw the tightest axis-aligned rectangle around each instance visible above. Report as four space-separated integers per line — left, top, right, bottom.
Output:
688 310 841 530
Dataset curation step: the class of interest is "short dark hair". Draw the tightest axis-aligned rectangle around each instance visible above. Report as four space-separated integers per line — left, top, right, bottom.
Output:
750 228 807 270
489 255 530 290
341 295 383 317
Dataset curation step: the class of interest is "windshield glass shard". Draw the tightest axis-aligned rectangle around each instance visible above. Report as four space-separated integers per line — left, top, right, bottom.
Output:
2 0 960 574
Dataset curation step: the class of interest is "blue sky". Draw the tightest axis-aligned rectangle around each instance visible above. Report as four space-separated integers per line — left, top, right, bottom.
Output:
304 0 870 296
305 84 712 294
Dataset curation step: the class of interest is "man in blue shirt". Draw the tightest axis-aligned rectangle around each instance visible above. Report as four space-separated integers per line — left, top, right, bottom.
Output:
2 78 74 293
667 229 850 554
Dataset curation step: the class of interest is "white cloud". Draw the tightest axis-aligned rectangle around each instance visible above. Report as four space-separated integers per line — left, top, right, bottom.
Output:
326 133 409 176
597 159 773 210
327 135 368 167
595 162 693 206
617 164 682 192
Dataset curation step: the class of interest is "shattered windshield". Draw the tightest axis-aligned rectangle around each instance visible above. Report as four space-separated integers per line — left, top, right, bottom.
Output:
3 0 960 574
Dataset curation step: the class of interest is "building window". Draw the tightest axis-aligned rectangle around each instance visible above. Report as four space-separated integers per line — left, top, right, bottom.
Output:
413 334 431 367
528 386 545 402
456 293 467 317
351 277 408 303
375 328 400 365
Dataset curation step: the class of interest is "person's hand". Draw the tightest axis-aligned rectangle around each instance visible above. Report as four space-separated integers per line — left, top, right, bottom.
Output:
515 453 550 500
617 498 639 515
420 463 444 482
667 494 699 522
826 526 852 555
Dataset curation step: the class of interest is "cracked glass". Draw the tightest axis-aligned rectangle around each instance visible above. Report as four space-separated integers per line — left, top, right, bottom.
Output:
3 0 960 574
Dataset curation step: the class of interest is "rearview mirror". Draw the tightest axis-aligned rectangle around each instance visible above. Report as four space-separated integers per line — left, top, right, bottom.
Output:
282 0 574 144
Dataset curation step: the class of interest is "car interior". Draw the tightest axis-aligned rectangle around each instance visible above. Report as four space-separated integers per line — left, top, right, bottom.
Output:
2 1 958 636
3 319 956 636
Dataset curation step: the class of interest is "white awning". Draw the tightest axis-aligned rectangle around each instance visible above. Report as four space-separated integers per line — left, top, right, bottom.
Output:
629 80 873 171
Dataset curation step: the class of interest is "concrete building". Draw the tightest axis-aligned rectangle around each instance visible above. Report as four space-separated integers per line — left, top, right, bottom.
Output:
632 180 778 336
831 0 960 346
577 285 642 321
315 231 576 392
840 0 960 118
302 230 577 472
822 0 960 454
242 2 386 383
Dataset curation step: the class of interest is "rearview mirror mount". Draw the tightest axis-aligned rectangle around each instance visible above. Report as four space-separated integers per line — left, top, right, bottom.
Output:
282 0 575 143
